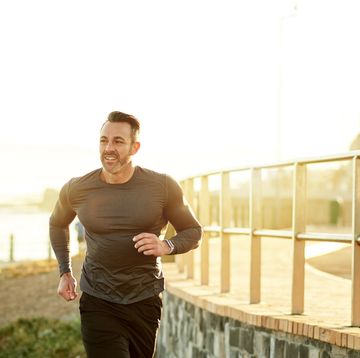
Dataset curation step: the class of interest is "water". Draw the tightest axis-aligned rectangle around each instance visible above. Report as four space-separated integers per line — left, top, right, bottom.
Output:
0 207 79 263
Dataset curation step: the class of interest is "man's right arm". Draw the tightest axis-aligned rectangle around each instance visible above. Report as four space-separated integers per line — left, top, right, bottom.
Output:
57 272 78 301
49 181 77 277
50 181 78 301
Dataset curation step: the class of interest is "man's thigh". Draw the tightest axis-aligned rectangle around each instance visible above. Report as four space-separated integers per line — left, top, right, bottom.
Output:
79 293 130 357
79 292 161 358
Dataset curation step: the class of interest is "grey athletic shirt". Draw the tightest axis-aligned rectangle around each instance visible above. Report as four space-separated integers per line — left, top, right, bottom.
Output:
49 166 202 304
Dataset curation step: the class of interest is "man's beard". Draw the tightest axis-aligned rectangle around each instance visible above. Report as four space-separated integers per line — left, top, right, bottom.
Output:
101 152 131 174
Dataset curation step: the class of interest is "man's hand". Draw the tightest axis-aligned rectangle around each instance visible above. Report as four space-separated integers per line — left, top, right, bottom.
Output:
133 233 171 256
57 272 78 301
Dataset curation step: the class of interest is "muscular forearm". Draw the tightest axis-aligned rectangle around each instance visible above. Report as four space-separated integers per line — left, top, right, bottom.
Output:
49 224 72 275
169 226 202 255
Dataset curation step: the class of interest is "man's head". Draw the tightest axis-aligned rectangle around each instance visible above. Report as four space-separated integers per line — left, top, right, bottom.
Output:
99 111 141 175
102 111 140 143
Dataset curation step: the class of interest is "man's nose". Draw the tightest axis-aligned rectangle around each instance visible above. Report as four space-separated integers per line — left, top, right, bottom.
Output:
105 142 114 151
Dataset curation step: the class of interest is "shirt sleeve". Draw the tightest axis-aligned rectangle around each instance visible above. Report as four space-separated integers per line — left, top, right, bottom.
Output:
164 175 202 254
49 180 77 275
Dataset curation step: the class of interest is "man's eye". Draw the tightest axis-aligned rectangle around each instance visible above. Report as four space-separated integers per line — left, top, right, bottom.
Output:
100 139 107 143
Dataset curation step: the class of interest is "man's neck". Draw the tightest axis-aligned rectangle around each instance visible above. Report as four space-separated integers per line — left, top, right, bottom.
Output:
101 163 136 184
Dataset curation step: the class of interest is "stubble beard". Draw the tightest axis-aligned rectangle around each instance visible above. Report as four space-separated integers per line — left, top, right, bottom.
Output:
101 151 132 175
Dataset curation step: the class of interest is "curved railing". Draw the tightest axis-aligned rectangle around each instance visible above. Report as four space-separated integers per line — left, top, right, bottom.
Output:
174 150 360 326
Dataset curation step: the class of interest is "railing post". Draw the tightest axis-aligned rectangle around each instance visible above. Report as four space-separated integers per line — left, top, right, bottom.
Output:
199 176 210 285
291 163 306 314
9 233 14 262
220 172 231 293
176 252 185 273
249 168 262 303
351 156 360 326
48 237 52 261
184 178 195 279
176 181 187 273
163 223 176 264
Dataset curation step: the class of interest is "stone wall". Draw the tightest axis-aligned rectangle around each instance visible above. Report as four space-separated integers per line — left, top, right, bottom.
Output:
156 291 360 358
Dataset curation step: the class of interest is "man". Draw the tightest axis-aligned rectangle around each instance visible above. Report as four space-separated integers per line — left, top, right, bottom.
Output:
49 111 202 358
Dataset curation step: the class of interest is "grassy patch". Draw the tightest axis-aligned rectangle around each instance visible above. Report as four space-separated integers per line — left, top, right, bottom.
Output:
0 317 85 358
0 260 58 280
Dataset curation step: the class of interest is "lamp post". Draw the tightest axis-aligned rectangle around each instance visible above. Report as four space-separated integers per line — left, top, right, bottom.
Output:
277 1 298 161
276 1 298 228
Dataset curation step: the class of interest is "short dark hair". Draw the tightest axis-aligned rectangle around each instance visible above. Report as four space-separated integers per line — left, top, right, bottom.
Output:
102 111 140 142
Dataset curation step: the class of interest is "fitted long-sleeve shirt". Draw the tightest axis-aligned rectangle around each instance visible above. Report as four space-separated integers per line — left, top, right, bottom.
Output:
49 166 202 304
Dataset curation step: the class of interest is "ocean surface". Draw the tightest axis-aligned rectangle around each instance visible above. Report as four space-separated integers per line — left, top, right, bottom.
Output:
0 207 79 263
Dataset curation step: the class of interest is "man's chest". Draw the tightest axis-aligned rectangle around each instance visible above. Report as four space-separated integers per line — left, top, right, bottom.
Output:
72 185 166 232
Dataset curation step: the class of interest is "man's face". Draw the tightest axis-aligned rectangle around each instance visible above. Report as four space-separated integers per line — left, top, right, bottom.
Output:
99 121 139 174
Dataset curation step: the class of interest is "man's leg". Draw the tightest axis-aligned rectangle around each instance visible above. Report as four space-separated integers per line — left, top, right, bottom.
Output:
126 295 162 358
79 292 131 358
79 292 162 358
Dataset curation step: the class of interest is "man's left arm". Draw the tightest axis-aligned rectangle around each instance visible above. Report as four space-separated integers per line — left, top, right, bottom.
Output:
133 175 202 256
161 175 202 254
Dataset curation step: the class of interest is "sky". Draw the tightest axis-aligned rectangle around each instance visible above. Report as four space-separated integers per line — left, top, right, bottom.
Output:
1 0 360 200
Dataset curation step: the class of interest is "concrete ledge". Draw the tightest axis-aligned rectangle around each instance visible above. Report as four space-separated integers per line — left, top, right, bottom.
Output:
163 263 360 351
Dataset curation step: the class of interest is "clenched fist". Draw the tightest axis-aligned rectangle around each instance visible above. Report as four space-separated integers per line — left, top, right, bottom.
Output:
133 233 171 256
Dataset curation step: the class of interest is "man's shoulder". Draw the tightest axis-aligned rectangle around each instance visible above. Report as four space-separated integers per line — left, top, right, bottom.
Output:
135 166 170 186
68 168 101 187
136 166 180 190
137 166 166 179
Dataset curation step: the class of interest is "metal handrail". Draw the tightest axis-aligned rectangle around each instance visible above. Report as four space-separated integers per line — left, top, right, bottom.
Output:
203 227 355 243
181 150 360 180
177 151 360 326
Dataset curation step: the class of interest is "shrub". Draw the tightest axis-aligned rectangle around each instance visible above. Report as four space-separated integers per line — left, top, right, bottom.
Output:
0 317 85 358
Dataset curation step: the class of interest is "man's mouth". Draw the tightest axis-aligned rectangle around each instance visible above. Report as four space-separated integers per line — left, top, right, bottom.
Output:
104 155 118 161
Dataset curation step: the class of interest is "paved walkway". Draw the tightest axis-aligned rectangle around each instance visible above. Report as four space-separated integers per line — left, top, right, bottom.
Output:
163 236 360 350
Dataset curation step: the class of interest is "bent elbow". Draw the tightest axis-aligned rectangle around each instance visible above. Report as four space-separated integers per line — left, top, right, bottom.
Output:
193 226 203 249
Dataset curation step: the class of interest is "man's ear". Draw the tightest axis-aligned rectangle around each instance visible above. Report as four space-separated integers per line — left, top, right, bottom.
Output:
131 141 141 155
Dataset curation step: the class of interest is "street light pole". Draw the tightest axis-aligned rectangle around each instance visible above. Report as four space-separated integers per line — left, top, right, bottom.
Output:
277 1 298 161
276 1 298 228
